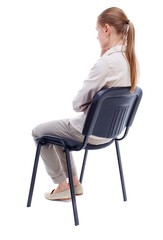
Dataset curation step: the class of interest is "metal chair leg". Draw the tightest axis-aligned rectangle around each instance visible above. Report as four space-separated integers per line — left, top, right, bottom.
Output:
65 149 79 226
115 140 127 201
79 149 88 183
27 143 41 207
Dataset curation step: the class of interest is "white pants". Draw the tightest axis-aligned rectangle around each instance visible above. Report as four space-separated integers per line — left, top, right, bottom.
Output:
32 119 110 184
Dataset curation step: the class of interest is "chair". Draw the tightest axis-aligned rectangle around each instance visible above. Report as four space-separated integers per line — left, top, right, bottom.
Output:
27 86 143 226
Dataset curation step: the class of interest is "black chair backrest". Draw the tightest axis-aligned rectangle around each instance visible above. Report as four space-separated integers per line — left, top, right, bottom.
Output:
82 87 143 138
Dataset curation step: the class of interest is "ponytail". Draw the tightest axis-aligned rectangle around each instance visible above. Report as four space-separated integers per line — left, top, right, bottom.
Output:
125 21 137 92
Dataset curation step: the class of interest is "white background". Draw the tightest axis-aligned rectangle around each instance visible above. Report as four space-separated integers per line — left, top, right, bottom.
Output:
0 0 163 239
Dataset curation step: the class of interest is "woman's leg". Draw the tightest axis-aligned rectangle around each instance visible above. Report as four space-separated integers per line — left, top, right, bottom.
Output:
32 119 79 185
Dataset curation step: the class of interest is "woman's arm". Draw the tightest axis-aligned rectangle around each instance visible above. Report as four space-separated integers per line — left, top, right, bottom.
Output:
72 57 108 112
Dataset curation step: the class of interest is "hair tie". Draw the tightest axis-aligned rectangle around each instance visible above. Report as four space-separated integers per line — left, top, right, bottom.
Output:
126 19 130 24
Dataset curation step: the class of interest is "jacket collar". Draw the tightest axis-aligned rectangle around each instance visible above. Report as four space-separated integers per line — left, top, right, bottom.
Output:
103 45 126 57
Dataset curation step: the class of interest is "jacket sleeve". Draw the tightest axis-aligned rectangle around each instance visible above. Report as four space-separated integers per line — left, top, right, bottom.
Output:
72 58 109 112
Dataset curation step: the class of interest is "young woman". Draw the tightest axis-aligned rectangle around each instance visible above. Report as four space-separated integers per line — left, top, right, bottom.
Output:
32 7 138 200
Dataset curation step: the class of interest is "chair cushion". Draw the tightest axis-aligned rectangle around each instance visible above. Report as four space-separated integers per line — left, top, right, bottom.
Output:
37 135 114 151
37 135 83 149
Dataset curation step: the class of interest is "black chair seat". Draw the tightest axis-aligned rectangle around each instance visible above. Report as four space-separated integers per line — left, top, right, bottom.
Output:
36 135 82 149
37 135 115 150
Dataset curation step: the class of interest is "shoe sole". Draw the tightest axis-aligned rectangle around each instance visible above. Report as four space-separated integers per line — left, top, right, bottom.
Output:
46 193 83 201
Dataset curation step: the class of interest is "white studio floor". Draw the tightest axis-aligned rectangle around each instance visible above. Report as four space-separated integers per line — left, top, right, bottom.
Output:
1 0 163 239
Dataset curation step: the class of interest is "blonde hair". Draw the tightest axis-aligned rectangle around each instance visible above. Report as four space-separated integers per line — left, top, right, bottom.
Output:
98 7 137 92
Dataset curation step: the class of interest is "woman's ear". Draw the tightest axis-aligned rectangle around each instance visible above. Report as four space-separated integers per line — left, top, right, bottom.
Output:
104 24 111 36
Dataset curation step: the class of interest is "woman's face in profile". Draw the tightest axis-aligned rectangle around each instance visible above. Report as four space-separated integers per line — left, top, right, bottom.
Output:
96 23 109 49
